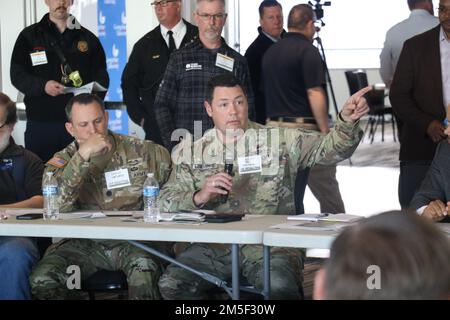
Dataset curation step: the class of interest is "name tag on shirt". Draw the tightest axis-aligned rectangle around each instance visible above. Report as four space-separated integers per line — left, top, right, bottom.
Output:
238 155 262 175
216 53 234 72
105 169 131 190
30 51 48 66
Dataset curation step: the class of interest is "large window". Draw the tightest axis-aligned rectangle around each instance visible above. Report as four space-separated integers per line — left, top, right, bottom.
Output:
236 0 413 69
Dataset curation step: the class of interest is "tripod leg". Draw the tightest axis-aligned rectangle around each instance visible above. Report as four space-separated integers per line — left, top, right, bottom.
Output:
315 35 339 116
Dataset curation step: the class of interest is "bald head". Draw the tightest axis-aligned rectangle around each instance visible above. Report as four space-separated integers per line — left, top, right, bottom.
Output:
287 4 316 40
288 4 315 30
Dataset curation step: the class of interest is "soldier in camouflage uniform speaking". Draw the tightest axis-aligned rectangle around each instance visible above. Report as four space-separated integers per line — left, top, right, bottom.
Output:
30 94 172 299
158 73 371 299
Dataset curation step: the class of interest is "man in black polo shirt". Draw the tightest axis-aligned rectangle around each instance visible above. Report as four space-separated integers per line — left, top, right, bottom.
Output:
263 4 345 214
0 92 43 299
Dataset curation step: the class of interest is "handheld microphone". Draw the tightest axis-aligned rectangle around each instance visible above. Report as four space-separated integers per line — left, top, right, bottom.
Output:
220 156 234 204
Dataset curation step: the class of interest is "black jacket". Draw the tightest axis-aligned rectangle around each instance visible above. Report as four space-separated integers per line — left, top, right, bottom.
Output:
10 14 109 122
121 20 198 144
245 27 285 124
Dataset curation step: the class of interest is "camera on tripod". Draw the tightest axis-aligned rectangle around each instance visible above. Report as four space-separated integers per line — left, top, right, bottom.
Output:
308 0 331 26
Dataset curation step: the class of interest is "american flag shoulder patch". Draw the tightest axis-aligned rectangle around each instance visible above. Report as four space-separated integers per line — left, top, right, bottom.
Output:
47 157 68 169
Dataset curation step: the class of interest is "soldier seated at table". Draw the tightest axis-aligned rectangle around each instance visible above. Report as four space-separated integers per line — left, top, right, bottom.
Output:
0 92 43 300
158 73 371 299
29 93 172 300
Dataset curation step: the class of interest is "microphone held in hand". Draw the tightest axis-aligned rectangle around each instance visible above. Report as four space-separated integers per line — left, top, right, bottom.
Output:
219 162 233 204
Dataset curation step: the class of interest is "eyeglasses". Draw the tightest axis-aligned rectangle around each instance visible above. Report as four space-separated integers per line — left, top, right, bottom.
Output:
196 12 227 21
438 6 450 15
151 0 178 7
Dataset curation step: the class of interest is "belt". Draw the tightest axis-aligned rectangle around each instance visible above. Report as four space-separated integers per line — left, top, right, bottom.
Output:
268 117 317 124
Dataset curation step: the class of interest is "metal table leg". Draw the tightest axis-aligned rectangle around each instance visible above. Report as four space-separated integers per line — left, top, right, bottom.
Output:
263 245 270 300
129 240 241 299
231 243 240 300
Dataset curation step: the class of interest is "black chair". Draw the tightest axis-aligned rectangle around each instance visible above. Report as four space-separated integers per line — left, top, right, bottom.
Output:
81 269 128 300
344 69 396 144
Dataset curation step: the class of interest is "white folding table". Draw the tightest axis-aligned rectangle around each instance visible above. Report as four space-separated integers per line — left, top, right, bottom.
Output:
0 213 286 300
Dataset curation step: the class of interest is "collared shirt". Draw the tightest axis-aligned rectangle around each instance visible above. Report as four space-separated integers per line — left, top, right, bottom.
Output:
380 9 439 86
160 19 187 50
154 38 255 149
263 32 325 118
0 138 44 204
440 27 450 108
261 30 280 43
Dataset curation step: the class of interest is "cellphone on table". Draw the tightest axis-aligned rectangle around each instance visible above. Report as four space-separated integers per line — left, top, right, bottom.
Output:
204 213 245 223
16 213 43 220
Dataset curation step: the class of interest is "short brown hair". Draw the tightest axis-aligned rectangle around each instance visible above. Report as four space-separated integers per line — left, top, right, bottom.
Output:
324 210 450 299
65 93 105 122
0 92 17 126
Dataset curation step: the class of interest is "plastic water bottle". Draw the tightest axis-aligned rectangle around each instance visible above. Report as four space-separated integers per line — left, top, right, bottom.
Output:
42 172 59 220
143 173 160 223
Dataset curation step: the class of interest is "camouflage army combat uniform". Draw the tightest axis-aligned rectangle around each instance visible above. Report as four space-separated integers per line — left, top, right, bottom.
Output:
158 118 362 299
30 133 172 300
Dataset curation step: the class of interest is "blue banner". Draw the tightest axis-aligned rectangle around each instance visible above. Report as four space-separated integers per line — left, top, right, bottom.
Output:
97 0 127 102
107 109 129 135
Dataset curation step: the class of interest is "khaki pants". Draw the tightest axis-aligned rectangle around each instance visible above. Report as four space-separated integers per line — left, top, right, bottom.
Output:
267 120 345 213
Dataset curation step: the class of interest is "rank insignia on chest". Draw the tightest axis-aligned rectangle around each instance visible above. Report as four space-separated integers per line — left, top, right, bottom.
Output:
77 41 88 52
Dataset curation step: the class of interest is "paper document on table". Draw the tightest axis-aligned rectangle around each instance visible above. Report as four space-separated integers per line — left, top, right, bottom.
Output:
287 213 363 223
58 212 107 220
63 82 107 96
4 208 43 216
287 213 330 222
159 212 205 222
271 221 349 231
